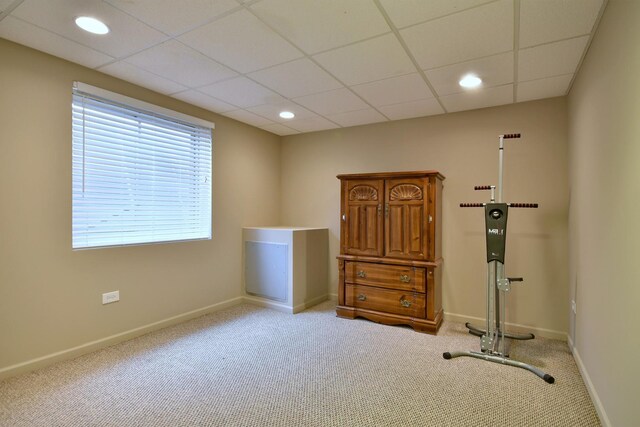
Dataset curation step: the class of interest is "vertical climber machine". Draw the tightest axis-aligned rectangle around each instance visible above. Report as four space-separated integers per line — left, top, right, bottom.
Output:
443 133 554 384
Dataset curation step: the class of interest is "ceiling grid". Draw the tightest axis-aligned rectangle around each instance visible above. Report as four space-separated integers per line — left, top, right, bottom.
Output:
0 0 607 135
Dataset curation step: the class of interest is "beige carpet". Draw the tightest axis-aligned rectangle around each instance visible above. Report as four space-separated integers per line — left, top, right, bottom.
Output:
0 301 600 426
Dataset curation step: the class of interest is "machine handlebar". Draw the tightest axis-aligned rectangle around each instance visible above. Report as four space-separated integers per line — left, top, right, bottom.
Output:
459 202 538 208
502 133 521 139
474 185 492 190
509 203 538 208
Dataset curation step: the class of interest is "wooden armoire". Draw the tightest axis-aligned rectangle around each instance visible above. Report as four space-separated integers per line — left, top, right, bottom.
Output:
336 171 444 334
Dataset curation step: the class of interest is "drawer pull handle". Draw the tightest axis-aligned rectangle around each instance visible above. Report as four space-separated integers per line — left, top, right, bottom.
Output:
357 294 367 301
400 298 412 308
399 274 410 283
357 270 366 278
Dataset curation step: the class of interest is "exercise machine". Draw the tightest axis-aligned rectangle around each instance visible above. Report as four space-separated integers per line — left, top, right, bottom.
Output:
443 133 554 384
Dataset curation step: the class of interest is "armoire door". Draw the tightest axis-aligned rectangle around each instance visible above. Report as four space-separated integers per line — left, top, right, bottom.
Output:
384 178 429 260
343 179 384 256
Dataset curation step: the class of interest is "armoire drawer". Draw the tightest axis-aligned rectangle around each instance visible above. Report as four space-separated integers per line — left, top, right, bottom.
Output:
345 261 425 292
345 284 426 318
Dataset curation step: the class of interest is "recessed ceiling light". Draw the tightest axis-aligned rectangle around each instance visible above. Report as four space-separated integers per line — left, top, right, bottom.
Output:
279 111 295 119
75 16 109 35
459 74 482 89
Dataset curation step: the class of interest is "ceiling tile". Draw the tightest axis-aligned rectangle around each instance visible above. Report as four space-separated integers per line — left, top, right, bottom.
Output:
520 0 603 48
11 0 167 57
401 0 513 70
171 90 237 113
518 36 588 82
313 33 416 86
293 88 369 115
350 73 434 107
125 40 237 88
378 98 444 120
199 77 285 108
223 109 275 127
249 0 390 54
325 108 387 128
380 0 495 29
248 58 343 98
426 52 513 96
179 9 302 74
260 123 300 136
0 16 114 68
440 84 513 113
0 0 17 12
285 116 340 133
105 0 240 36
517 74 573 102
246 102 317 123
99 61 187 95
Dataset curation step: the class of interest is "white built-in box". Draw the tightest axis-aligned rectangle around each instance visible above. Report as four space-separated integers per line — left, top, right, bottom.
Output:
243 227 329 313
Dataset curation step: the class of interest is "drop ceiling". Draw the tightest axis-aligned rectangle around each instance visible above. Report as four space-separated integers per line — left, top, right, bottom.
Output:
0 0 606 136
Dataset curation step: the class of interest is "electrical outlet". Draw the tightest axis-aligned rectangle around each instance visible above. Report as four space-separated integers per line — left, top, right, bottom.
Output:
571 300 577 315
102 290 120 305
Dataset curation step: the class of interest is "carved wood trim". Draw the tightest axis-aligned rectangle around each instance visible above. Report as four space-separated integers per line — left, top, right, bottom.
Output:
349 185 378 201
389 184 423 201
337 171 445 180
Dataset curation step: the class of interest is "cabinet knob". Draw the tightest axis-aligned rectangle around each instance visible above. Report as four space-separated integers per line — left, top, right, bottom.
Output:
357 294 367 301
357 270 366 278
399 274 410 283
400 298 412 308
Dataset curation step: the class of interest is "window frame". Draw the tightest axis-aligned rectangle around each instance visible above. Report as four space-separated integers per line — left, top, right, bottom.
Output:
71 82 214 250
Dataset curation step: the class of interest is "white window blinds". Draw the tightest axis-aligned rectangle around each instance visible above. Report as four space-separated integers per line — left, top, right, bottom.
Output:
72 83 213 249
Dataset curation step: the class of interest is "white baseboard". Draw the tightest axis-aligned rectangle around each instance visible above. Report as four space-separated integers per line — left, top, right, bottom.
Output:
444 311 567 341
243 295 293 313
0 296 244 381
567 337 610 427
292 294 330 313
328 293 338 302
242 294 330 314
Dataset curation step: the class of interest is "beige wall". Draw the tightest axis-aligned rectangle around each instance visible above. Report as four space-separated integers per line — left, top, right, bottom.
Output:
568 1 640 425
0 35 572 387
0 39 281 371
3 3 636 419
8 11 635 421
281 97 569 335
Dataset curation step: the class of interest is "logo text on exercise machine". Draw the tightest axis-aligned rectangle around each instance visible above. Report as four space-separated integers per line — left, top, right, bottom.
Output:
488 228 504 235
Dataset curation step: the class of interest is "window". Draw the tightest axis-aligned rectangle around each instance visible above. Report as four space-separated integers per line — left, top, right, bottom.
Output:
72 82 213 249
